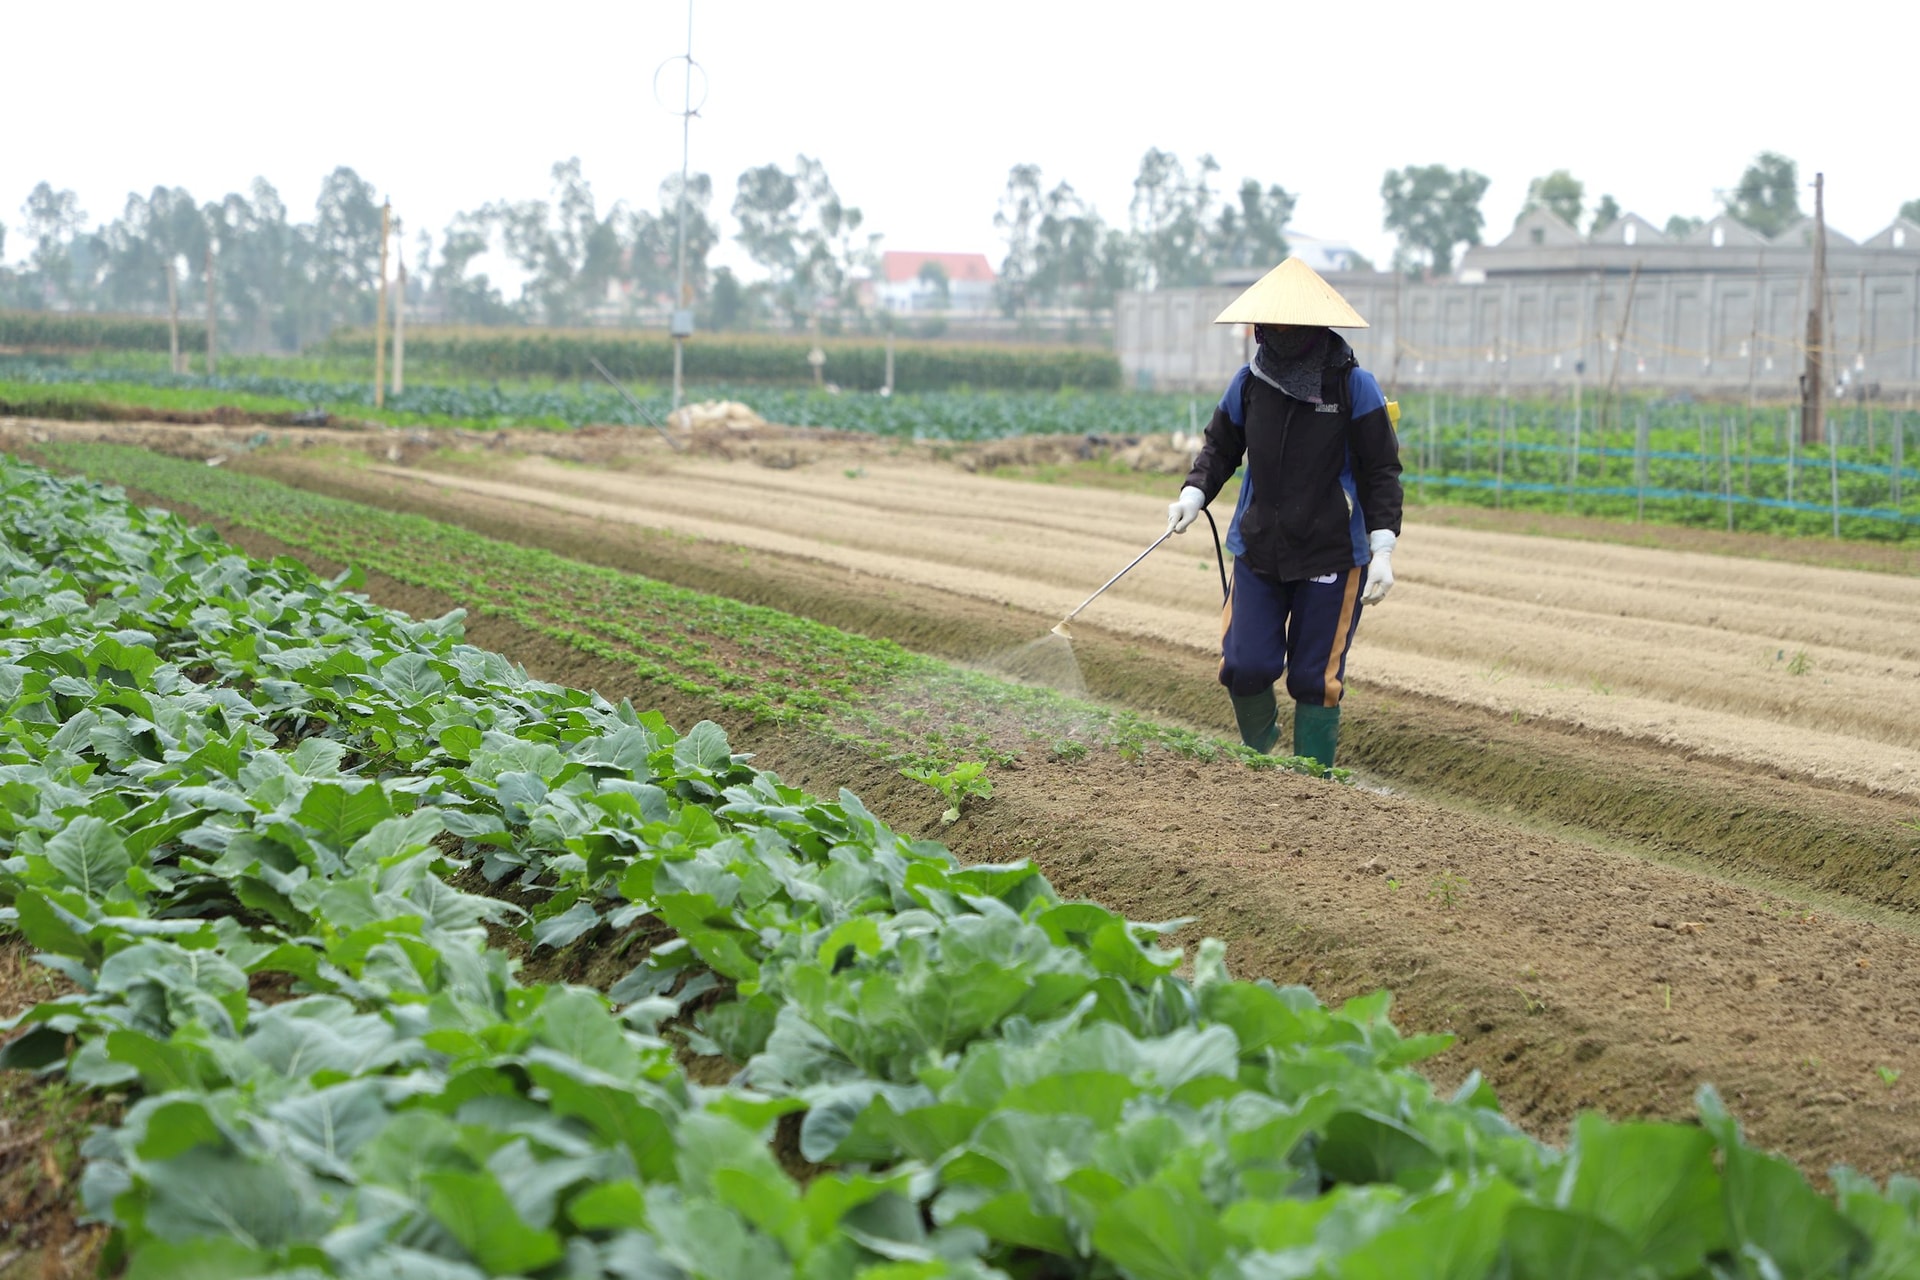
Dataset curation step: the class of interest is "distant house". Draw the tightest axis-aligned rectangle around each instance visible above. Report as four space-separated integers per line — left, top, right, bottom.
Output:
1282 231 1365 274
874 251 996 314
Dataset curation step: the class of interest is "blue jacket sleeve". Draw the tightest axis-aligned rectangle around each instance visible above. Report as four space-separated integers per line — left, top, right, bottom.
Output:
1181 366 1250 504
1346 368 1403 536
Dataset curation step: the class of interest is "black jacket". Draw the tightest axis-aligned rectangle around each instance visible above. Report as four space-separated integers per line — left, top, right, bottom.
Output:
1183 338 1403 583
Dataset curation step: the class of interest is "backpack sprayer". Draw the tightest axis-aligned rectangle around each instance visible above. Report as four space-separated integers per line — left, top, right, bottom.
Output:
1049 510 1229 640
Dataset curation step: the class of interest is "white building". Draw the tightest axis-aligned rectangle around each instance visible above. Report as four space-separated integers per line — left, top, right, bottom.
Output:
872 251 997 314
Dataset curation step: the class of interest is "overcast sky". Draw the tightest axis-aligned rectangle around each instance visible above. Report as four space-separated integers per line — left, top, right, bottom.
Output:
4 0 1914 282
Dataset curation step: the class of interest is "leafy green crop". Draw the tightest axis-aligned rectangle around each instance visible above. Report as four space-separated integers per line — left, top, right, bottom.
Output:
900 761 994 824
39 440 1260 779
318 326 1123 391
0 355 1190 439
2 457 1917 1278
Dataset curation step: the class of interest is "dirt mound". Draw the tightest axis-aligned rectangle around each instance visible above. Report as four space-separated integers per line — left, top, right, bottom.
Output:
667 398 765 433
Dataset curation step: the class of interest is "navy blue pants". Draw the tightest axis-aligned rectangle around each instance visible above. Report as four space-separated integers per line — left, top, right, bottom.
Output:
1219 558 1368 706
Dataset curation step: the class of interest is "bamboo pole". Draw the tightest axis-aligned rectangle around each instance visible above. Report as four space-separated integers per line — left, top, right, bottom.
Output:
1828 412 1842 537
374 201 391 410
392 259 406 397
204 247 217 375
1721 414 1734 531
165 260 181 375
1801 173 1826 446
1635 412 1649 523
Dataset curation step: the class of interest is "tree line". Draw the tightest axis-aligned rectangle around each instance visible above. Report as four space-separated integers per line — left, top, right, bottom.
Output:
2 150 1913 352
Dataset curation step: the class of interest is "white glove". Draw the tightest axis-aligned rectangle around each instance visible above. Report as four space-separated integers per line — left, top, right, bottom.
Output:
1361 529 1396 605
1167 486 1205 534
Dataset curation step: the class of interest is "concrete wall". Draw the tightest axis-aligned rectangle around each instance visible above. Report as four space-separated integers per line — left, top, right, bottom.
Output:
1118 268 1920 397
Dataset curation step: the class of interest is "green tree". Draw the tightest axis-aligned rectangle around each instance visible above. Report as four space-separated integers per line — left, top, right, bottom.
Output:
1664 214 1704 239
1724 152 1801 238
101 187 206 309
1589 194 1622 236
1898 198 1920 225
1130 148 1220 289
1380 164 1489 276
1031 181 1108 314
1090 226 1137 315
626 170 718 308
732 161 802 303
916 259 951 310
701 265 758 330
731 156 874 326
1212 178 1293 271
428 208 513 327
993 163 1044 316
18 183 93 308
1519 170 1583 227
494 158 626 325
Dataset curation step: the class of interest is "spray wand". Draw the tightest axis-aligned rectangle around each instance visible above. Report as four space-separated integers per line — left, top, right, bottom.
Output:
1049 509 1230 640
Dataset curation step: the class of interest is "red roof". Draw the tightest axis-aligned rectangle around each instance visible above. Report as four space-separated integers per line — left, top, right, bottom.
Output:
881 250 995 284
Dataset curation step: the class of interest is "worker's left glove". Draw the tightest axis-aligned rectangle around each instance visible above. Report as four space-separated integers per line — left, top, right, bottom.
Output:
1167 486 1206 534
1360 529 1396 605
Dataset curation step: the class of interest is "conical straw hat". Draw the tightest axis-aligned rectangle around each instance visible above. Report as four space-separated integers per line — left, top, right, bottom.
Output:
1213 257 1369 328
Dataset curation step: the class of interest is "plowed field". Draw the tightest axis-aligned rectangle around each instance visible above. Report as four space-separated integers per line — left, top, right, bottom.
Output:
352 451 1920 797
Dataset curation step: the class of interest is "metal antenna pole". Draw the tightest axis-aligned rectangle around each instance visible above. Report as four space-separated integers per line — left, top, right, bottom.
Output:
672 0 693 414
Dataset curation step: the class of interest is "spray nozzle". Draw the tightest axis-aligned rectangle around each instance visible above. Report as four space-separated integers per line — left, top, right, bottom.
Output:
1050 621 1073 641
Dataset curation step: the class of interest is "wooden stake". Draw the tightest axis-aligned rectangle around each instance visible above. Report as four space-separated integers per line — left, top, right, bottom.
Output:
393 259 406 397
165 260 181 375
1635 412 1649 522
1801 173 1826 445
374 201 391 409
204 247 218 375
1721 414 1734 531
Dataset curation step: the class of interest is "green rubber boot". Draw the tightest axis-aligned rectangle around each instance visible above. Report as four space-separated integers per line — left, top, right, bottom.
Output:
1292 702 1341 770
1228 688 1280 754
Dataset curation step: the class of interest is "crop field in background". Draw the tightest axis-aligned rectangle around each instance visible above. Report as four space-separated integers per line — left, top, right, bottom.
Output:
6 456 1920 1277
5 351 1917 539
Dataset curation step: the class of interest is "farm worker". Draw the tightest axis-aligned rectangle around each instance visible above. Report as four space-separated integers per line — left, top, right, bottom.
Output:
1165 258 1403 769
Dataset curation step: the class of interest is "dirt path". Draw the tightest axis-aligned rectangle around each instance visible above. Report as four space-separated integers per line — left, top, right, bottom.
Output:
365 452 1920 799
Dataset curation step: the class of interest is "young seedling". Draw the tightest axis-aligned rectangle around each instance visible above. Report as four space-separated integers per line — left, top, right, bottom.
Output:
1877 1065 1902 1088
900 760 994 824
1427 872 1469 910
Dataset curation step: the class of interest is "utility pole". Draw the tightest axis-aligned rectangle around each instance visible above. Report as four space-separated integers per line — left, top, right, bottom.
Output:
393 257 407 397
204 247 218 375
165 258 181 375
665 0 700 413
374 201 391 410
1744 252 1764 414
1801 172 1825 446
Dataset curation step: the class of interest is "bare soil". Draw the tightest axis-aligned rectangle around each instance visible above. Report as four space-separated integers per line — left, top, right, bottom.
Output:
0 938 109 1279
315 449 1920 798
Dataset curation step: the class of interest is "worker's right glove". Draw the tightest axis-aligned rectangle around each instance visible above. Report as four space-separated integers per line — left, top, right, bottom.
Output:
1360 529 1396 605
1167 486 1206 534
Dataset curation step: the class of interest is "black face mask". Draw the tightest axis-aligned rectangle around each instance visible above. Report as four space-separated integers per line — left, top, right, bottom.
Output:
1254 324 1323 358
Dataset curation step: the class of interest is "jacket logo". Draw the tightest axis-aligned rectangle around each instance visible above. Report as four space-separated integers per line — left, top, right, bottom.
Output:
1314 403 1341 413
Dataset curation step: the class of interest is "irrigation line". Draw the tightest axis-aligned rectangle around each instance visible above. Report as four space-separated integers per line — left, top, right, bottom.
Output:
588 357 683 451
1405 472 1920 525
